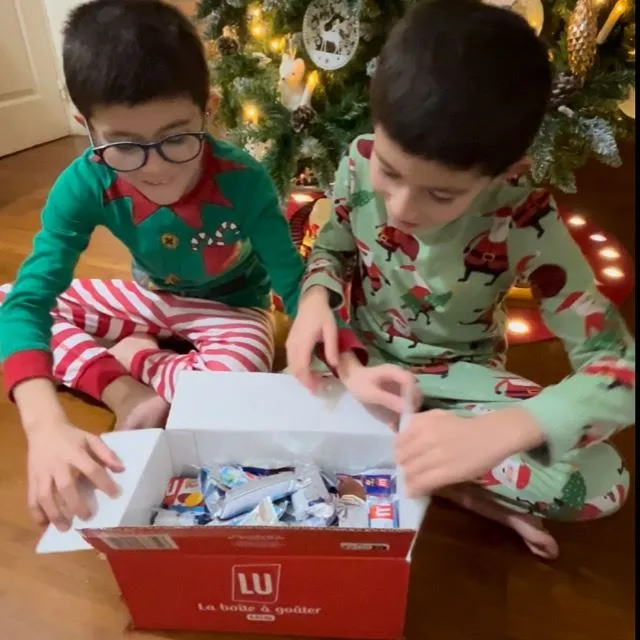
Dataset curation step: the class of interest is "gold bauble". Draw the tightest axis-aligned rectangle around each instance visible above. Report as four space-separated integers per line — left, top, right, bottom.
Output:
482 0 544 35
567 0 598 80
619 87 635 120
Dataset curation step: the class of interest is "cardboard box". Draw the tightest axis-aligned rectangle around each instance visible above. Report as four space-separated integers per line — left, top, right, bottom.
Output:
38 372 428 639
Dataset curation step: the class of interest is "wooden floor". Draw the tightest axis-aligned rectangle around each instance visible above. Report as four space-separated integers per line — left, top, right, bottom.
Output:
0 136 635 640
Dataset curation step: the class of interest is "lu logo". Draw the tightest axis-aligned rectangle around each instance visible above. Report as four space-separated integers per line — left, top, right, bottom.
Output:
232 564 281 604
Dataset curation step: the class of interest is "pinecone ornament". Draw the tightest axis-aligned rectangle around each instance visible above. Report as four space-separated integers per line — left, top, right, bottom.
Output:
216 35 239 56
291 105 316 133
567 0 598 80
549 71 583 108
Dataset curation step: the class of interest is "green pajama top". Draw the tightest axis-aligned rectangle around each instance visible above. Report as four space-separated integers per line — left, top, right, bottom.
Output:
301 135 635 467
0 135 303 395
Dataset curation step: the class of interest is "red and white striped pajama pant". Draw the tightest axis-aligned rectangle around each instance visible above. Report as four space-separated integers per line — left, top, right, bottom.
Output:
0 279 275 403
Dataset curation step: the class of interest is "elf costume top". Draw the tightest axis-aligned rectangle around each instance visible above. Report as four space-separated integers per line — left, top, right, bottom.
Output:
302 135 635 467
0 135 303 389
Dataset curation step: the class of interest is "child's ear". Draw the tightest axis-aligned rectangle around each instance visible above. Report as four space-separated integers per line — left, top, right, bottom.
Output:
205 93 220 118
73 113 87 129
503 157 531 181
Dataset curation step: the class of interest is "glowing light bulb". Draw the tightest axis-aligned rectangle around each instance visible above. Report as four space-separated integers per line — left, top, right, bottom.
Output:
242 103 259 124
292 192 315 203
567 215 586 227
602 266 624 280
590 233 607 243
508 320 530 335
599 247 621 259
271 37 285 52
251 23 266 38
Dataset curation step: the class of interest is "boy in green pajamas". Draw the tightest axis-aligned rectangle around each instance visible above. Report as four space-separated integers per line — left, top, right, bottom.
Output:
0 1 303 532
287 0 635 558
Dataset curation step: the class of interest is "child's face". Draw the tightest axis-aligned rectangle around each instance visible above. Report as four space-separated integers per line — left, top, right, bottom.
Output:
89 97 205 205
370 125 498 234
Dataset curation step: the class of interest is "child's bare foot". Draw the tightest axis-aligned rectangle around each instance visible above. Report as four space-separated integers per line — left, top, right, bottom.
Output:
109 333 158 372
439 484 559 560
102 375 169 431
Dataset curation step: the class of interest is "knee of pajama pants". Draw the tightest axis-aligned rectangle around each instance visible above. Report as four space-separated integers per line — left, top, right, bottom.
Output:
562 442 631 521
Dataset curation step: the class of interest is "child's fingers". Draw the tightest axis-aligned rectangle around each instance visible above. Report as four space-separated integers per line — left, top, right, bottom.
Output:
321 319 339 368
37 477 71 532
55 467 93 522
74 448 121 500
376 390 407 416
27 479 49 529
87 435 124 472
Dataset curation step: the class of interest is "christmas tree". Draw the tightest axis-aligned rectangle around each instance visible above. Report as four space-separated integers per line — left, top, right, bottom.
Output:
195 0 635 197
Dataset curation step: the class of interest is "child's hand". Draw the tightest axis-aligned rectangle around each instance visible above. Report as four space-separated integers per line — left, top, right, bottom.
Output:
396 407 545 496
341 355 422 417
286 286 339 391
27 421 124 531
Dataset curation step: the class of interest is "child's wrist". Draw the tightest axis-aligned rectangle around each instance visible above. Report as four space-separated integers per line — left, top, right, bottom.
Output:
476 406 546 457
301 285 329 305
336 350 363 382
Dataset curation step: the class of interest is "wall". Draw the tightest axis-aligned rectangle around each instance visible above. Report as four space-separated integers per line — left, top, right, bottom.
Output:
43 0 86 135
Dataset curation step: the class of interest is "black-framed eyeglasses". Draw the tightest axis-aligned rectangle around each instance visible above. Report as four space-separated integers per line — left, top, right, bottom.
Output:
91 131 207 172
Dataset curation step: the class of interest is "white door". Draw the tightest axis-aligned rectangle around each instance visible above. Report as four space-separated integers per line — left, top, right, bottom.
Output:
0 0 70 157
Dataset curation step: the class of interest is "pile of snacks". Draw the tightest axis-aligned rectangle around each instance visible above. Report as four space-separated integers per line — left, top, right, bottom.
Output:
152 462 399 529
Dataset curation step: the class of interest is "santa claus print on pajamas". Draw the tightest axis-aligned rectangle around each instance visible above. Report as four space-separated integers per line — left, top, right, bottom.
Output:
300 134 634 522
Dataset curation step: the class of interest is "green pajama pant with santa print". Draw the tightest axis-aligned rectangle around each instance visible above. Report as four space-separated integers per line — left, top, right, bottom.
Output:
310 350 629 521
358 348 630 522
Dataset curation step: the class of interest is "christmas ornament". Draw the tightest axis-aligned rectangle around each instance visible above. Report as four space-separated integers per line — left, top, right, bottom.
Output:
549 71 583 108
279 39 313 111
618 86 635 119
596 0 631 44
291 105 317 133
303 0 361 71
299 136 324 159
482 0 544 35
567 0 598 80
216 26 240 56
204 39 218 59
245 138 272 161
366 57 378 78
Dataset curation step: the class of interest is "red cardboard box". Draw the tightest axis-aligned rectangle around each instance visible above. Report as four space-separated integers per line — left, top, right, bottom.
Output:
37 373 428 639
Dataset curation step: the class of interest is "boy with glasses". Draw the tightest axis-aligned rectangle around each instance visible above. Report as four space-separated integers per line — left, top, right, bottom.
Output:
0 0 303 532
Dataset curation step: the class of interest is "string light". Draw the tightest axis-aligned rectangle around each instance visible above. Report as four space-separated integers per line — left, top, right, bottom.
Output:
271 37 285 52
508 320 531 335
251 22 266 38
600 247 621 259
292 192 315 203
602 266 624 280
567 214 587 227
242 103 260 125
301 70 320 107
590 233 607 242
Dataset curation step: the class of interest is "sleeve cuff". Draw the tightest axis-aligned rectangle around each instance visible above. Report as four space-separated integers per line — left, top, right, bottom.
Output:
316 328 369 370
301 272 345 310
520 391 588 465
2 350 53 400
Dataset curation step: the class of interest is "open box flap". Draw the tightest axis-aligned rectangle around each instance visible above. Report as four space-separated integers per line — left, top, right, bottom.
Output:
167 372 393 437
37 429 164 554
